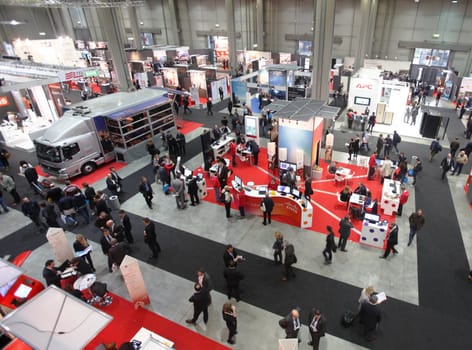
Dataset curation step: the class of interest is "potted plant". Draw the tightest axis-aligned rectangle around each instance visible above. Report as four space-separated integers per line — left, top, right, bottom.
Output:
312 164 323 180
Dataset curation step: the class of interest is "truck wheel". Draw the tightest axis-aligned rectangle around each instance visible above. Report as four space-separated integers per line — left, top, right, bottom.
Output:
81 162 96 175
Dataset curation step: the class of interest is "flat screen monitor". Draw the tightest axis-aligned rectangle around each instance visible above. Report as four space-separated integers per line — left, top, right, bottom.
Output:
277 185 291 194
279 161 297 171
354 96 371 106
234 175 242 187
364 213 380 223
292 188 301 199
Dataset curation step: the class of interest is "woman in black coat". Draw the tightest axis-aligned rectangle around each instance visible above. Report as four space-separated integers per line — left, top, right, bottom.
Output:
304 175 313 200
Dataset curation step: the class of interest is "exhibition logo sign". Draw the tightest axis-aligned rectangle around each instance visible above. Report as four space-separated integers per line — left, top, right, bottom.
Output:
356 83 373 89
0 96 9 107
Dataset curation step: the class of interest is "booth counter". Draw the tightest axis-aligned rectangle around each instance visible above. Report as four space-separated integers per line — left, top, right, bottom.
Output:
233 183 313 228
381 179 400 216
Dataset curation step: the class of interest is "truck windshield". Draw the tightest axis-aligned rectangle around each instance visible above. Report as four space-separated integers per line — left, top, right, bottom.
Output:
35 142 62 163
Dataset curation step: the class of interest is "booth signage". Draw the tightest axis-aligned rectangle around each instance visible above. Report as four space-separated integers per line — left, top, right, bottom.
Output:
356 83 373 89
84 70 99 78
0 96 10 107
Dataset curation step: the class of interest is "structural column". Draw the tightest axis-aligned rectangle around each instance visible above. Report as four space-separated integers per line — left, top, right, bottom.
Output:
163 0 179 45
255 0 264 50
225 0 238 76
128 7 142 50
96 7 133 92
356 0 378 69
311 0 336 101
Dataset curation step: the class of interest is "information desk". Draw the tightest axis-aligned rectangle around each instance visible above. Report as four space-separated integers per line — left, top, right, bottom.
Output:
360 218 388 248
381 179 400 216
211 136 235 159
233 182 313 228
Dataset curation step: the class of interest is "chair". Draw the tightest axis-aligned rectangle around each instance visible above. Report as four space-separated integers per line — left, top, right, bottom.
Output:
88 281 113 307
336 192 349 209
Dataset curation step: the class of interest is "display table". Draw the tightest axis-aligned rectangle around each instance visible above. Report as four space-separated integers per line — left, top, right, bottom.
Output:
233 183 313 228
360 219 388 248
131 327 174 350
335 167 353 184
349 193 365 211
381 179 400 216
211 136 235 159
73 273 96 291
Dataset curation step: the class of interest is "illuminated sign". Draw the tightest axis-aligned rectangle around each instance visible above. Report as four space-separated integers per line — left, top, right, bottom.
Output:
0 96 10 107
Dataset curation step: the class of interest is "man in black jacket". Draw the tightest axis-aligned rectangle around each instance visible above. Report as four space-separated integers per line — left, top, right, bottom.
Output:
23 165 39 190
100 228 114 272
282 240 296 281
338 215 353 252
223 261 245 301
143 217 160 259
380 222 399 258
139 176 153 209
187 177 200 206
308 309 326 350
186 283 210 324
440 153 454 180
42 259 69 287
22 197 47 233
359 294 382 341
261 193 275 225
119 209 134 244
108 238 128 269
280 309 301 342
223 244 243 267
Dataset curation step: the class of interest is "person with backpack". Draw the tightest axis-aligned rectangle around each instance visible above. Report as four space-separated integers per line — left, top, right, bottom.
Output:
429 137 442 162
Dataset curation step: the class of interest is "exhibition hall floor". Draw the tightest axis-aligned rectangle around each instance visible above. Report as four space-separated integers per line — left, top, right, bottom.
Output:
1 98 472 350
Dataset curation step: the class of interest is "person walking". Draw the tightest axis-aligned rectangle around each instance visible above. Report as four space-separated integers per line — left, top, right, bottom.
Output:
367 152 377 180
338 215 353 252
223 260 245 301
397 185 409 216
407 209 425 246
143 217 161 259
392 131 401 153
411 158 423 185
206 97 213 116
261 192 275 225
222 303 238 344
429 137 442 162
186 283 210 325
367 113 376 132
183 95 192 114
282 240 297 281
322 225 337 264
359 294 382 341
380 222 399 259
450 137 460 158
0 174 21 205
221 185 233 219
452 151 468 175
139 176 154 209
308 309 326 350
21 197 47 233
440 153 454 180
376 134 384 157
272 231 284 264
118 209 134 244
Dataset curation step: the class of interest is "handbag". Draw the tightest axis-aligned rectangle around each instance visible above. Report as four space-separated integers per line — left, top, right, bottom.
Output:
260 202 266 212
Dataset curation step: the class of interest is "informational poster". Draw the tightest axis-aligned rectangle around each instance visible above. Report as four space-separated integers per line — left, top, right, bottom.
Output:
46 228 75 264
120 255 150 307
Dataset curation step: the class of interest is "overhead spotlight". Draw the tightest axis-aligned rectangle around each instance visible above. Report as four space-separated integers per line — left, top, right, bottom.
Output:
414 0 420 3
215 23 220 28
451 0 458 3
253 43 258 48
38 32 46 36
139 21 144 25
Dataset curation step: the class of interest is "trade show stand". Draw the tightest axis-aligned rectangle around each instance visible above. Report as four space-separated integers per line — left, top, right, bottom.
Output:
360 214 389 248
381 179 400 216
232 181 313 228
211 136 235 159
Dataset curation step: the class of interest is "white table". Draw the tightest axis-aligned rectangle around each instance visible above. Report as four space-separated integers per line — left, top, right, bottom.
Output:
131 327 174 350
211 136 235 159
381 179 400 216
73 273 96 291
335 167 353 184
349 193 365 211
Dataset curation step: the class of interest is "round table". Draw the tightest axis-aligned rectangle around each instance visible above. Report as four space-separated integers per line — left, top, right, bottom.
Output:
73 273 96 291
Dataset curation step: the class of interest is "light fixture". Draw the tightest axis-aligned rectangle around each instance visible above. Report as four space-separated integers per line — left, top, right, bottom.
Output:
10 20 20 25
414 0 420 3
139 21 143 25
452 0 458 3
215 23 220 28
253 43 258 48
310 27 314 31
38 32 46 36
433 33 440 38
128 37 134 41
77 20 81 24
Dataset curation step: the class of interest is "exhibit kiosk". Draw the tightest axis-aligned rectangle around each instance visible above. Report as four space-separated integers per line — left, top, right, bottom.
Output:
381 179 401 216
360 213 389 248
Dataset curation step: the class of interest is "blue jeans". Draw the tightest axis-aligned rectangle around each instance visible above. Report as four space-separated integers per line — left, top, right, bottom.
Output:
214 188 220 202
408 227 418 246
0 196 9 212
77 206 90 224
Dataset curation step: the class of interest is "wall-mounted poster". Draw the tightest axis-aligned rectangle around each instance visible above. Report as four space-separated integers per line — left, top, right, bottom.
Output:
298 40 313 56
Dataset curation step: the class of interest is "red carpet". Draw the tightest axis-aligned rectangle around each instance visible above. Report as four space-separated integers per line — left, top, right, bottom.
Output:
201 148 393 247
86 293 230 350
35 161 127 188
177 120 204 135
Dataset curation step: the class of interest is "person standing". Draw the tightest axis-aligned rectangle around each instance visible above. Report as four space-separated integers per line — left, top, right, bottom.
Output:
171 171 186 209
118 209 134 244
143 217 161 259
183 95 192 114
82 182 96 214
404 105 411 123
304 175 313 200
109 166 122 191
227 99 233 115
347 138 355 161
222 185 233 219
223 261 245 301
367 152 377 180
176 131 186 156
229 140 237 167
222 303 238 344
23 164 40 191
322 225 337 264
236 189 246 218
383 134 393 158
282 240 297 281
338 215 353 252
429 137 442 162
261 192 275 225
73 234 96 272
219 86 224 101
308 309 326 350
73 191 90 225
99 228 114 272
392 131 401 153
452 151 468 175
0 188 10 214
411 158 423 185
376 134 384 157
359 295 382 341
211 174 221 202
272 231 284 264
397 185 409 216
367 113 376 132
352 135 360 159
139 176 153 209
407 209 425 246
440 153 454 180
280 309 301 341
410 104 419 125
0 174 20 205
187 176 200 206
21 197 47 233
186 283 210 325
380 222 399 259
206 97 213 116
450 137 460 158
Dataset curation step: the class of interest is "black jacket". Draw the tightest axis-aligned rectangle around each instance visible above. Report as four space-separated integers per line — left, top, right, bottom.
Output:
308 311 327 336
144 222 157 243
24 167 38 183
339 218 353 238
189 290 210 310
223 266 245 287
388 225 398 245
359 302 381 330
262 196 275 212
22 200 40 218
325 232 337 252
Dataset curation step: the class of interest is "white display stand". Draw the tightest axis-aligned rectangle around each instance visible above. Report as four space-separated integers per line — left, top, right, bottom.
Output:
211 136 235 159
120 255 150 307
278 338 298 350
279 147 288 161
381 179 400 216
197 178 207 199
131 327 174 350
46 227 75 264
360 219 388 248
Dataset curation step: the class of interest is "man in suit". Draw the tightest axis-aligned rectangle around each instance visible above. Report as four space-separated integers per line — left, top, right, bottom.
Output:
186 283 210 324
187 176 200 206
380 222 399 259
109 166 122 190
100 228 114 272
338 215 353 252
196 267 212 304
108 238 128 269
21 197 47 233
261 192 275 225
23 164 39 190
143 217 160 259
118 209 134 243
106 219 125 242
359 294 382 341
440 153 454 180
282 240 296 281
223 260 245 301
106 173 119 196
217 158 229 189
223 244 243 267
42 259 69 287
171 171 186 209
308 309 326 350
139 176 153 209
281 309 301 342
